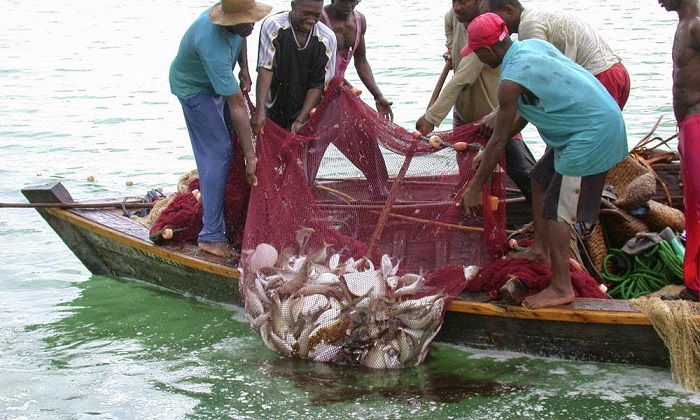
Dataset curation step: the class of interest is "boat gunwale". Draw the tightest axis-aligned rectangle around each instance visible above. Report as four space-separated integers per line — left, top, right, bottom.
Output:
44 205 674 328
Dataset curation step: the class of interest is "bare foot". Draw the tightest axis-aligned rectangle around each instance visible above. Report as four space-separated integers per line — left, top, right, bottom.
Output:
507 247 550 266
198 241 236 258
522 286 575 309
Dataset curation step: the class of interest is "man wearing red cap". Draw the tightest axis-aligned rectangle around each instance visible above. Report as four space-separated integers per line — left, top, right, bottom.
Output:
170 0 272 257
659 0 700 301
480 0 630 110
460 13 627 309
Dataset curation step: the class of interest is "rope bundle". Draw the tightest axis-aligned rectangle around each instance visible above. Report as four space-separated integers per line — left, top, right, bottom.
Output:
602 241 684 299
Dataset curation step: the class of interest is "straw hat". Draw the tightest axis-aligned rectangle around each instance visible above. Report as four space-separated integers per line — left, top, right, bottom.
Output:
209 0 272 26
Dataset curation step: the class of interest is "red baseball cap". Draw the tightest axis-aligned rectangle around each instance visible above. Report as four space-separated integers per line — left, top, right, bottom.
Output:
460 13 509 57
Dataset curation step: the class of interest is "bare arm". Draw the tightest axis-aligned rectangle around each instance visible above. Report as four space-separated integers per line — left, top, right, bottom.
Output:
461 80 524 210
237 39 251 93
290 87 323 133
420 54 486 131
251 67 273 135
353 14 393 120
227 91 257 186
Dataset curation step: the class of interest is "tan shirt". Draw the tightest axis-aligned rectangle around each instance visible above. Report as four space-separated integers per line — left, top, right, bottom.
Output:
518 8 621 76
425 10 500 126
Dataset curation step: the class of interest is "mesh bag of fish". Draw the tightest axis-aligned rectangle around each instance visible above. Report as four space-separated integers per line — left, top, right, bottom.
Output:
238 78 507 368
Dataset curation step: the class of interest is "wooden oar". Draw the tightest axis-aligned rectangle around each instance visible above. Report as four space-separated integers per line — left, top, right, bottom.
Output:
426 60 452 109
0 201 155 209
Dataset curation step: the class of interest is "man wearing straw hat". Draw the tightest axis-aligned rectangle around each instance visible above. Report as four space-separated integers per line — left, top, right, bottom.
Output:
169 0 272 258
658 0 700 301
460 13 627 309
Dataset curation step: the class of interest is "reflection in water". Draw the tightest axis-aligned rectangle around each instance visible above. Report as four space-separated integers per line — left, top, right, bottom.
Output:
266 357 525 407
4 273 700 419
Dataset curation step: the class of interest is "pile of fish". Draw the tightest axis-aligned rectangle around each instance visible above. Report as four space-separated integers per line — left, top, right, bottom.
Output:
239 229 477 369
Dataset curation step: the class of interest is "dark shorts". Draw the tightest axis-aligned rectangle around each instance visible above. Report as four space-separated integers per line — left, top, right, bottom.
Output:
530 149 607 224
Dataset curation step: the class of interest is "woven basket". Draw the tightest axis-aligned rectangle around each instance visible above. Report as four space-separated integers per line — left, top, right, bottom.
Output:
605 156 657 210
581 222 608 274
599 201 649 248
639 199 686 233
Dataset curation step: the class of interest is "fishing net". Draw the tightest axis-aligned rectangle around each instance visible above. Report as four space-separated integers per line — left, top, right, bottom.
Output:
147 138 252 248
238 77 507 368
630 297 700 391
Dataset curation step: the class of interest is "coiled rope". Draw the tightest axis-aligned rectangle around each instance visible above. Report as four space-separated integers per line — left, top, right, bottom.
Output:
602 240 684 299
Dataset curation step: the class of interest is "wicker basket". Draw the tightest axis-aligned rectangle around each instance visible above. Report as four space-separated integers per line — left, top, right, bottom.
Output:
605 156 657 210
639 199 686 233
581 222 608 274
599 201 649 249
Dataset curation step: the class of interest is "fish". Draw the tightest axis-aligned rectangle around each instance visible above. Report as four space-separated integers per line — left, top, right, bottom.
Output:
241 232 451 369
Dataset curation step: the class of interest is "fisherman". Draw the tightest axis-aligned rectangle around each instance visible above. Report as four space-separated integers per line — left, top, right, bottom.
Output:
251 0 337 135
415 1 535 204
169 0 271 257
459 13 627 309
659 0 700 301
480 0 630 109
321 0 394 120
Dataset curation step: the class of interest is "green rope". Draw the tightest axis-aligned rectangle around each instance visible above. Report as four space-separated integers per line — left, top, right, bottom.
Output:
602 240 684 299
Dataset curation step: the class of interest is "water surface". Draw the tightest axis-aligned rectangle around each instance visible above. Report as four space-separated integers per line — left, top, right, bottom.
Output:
1 0 697 418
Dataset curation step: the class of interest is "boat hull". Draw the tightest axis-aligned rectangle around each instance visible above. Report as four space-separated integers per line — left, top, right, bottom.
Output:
22 182 672 368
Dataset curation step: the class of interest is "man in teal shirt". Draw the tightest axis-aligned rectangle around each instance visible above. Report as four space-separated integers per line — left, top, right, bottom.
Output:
460 13 627 308
169 0 271 257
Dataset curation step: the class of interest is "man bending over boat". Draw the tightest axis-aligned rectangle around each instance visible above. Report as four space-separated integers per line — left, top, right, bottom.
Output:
460 14 628 309
659 0 700 301
415 1 535 205
169 0 271 257
251 0 337 135
480 0 630 110
321 0 393 120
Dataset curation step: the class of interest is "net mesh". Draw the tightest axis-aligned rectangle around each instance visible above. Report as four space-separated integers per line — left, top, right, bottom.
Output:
239 78 507 368
630 297 700 391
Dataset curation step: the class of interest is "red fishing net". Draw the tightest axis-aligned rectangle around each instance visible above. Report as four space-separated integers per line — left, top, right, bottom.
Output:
243 77 506 270
148 77 606 368
238 78 508 368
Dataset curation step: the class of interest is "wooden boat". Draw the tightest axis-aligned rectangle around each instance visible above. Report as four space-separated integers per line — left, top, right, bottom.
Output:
21 173 692 369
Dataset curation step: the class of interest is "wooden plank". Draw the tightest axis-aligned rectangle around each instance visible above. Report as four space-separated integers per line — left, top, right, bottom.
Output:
446 299 653 325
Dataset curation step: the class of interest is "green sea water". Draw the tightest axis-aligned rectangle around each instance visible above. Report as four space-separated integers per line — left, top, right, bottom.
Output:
1 0 698 418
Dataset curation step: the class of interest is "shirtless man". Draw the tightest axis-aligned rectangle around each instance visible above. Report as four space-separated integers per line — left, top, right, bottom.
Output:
320 0 393 120
659 0 700 301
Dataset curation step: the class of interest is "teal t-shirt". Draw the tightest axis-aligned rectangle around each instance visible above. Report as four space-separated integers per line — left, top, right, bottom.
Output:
169 9 242 99
500 39 627 176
